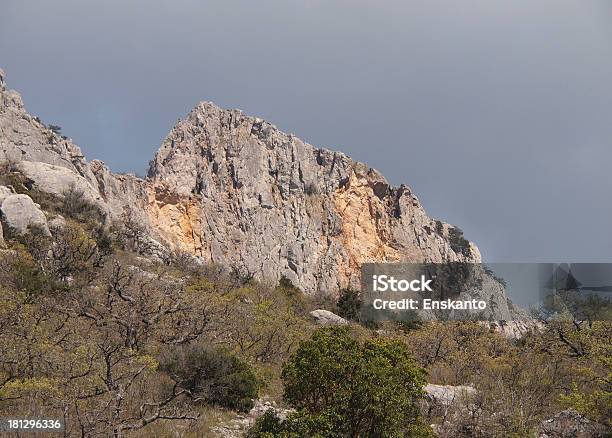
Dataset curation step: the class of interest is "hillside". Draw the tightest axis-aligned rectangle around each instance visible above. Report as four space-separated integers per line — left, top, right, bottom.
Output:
1 68 608 437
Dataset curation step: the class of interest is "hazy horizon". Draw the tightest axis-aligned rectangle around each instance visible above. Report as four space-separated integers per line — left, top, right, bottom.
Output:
1 0 611 263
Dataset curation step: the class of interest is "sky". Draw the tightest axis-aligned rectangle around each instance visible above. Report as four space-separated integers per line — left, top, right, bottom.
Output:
1 0 611 263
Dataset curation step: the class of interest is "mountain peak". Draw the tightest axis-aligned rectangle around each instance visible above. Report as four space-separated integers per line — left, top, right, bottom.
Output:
145 98 481 292
1 71 480 293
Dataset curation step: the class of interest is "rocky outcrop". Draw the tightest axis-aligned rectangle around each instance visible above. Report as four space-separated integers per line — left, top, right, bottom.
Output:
0 193 50 236
146 102 481 293
539 409 608 438
1 68 484 295
487 319 543 339
310 309 349 326
212 398 294 438
0 78 96 185
16 161 105 207
424 384 476 407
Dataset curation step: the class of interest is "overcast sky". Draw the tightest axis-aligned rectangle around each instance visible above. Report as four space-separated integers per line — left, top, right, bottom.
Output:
1 0 611 263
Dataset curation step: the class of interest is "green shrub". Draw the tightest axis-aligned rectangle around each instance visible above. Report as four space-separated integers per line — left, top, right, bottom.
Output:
247 409 339 438
246 410 286 437
336 288 361 321
278 326 429 437
3 246 61 299
448 226 472 257
61 184 105 225
276 275 308 314
160 344 259 412
483 265 507 287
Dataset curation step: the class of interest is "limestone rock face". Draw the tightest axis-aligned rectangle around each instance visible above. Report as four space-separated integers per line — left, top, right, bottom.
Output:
16 161 105 207
0 77 96 183
1 68 483 295
146 102 481 293
0 194 50 236
0 70 150 224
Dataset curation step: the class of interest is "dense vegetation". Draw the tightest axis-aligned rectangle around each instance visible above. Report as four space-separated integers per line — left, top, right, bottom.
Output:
0 183 609 437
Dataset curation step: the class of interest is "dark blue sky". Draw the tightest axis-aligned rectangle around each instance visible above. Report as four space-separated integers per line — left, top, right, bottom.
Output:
1 0 611 262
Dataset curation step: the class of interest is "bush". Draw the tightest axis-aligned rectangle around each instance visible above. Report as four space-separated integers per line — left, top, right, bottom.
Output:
483 265 507 287
276 275 308 314
448 226 472 257
0 242 68 299
248 409 338 438
246 410 286 437
48 124 62 134
336 288 361 321
61 184 104 225
278 326 430 437
303 182 319 195
159 344 259 412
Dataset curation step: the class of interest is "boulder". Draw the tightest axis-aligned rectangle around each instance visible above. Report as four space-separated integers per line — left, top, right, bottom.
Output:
0 194 50 236
309 309 349 326
16 161 103 207
424 384 476 407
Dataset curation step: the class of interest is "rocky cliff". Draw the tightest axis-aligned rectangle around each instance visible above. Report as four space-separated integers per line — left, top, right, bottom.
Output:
1 68 480 294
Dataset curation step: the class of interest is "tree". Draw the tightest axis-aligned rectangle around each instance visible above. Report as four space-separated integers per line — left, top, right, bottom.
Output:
273 326 430 437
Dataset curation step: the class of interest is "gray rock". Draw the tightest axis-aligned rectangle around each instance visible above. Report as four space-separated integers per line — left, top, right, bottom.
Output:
424 384 476 407
1 70 483 296
487 319 543 339
0 186 15 204
2 69 520 313
146 101 482 294
0 69 97 184
0 194 50 236
539 409 608 438
310 309 349 326
48 214 67 231
212 398 294 438
16 161 103 207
